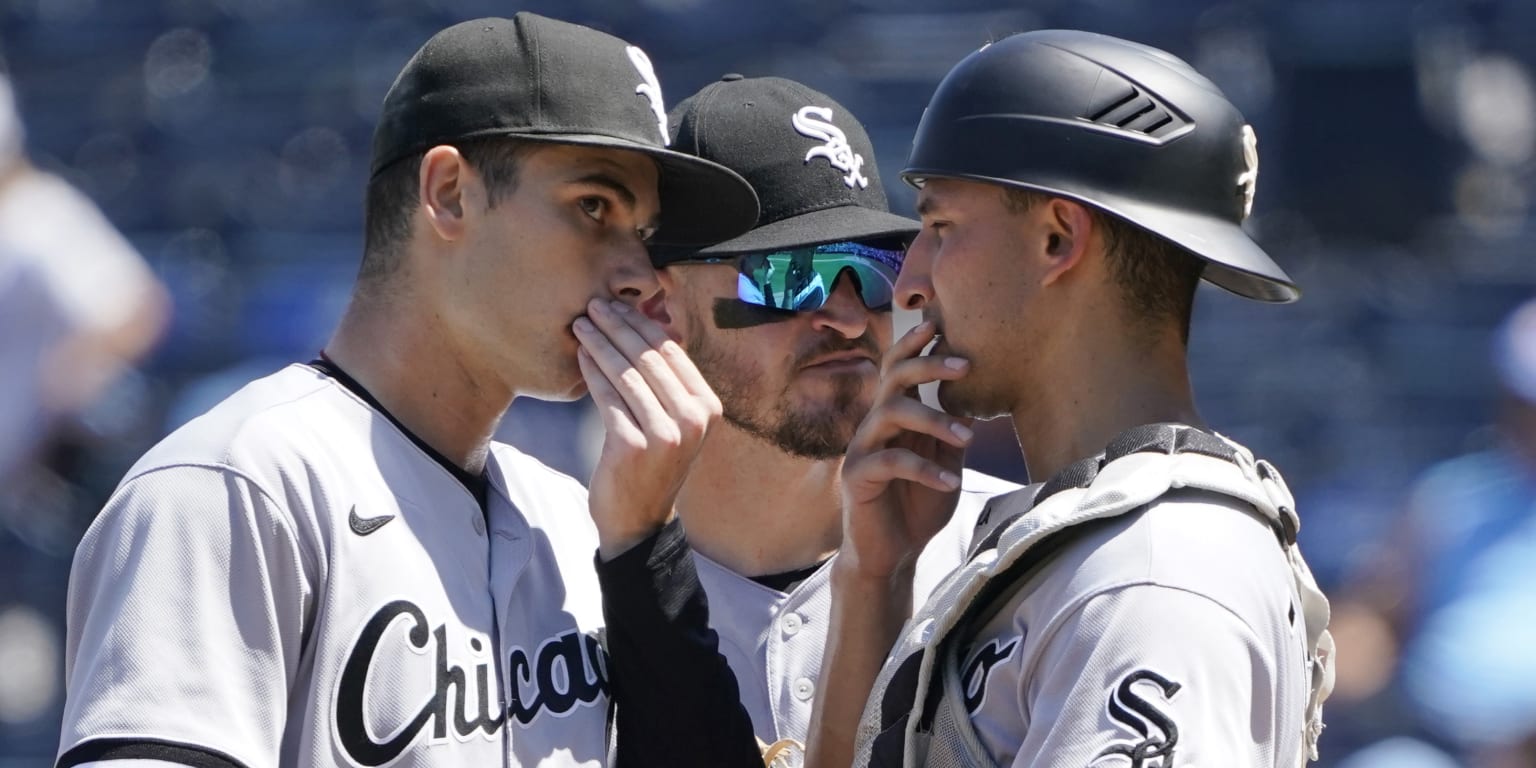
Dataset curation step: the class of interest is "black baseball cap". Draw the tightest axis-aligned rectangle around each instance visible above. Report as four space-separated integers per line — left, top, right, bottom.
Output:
650 75 918 263
370 14 760 247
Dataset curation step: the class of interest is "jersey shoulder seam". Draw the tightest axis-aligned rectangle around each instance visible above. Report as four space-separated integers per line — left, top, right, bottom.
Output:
113 461 313 568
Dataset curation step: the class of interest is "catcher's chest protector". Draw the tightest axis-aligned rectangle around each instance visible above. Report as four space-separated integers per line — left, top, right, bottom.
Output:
852 424 1336 768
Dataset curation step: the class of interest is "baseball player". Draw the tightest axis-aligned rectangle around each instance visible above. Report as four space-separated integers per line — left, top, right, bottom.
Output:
588 75 1019 766
55 13 756 768
804 31 1336 768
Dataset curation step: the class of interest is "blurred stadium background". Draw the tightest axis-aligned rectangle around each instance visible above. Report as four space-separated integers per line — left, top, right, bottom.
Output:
2 0 1535 765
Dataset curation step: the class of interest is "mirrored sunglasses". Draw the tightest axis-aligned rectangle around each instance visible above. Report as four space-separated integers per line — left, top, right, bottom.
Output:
684 241 906 312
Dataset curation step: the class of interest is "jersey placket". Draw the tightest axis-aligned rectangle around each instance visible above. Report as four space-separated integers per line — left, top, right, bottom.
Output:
764 563 834 742
486 477 533 766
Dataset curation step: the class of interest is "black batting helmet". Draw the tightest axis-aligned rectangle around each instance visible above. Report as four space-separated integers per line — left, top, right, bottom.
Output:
904 30 1297 303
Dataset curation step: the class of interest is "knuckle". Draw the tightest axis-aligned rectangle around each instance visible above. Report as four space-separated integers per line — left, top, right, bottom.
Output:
677 408 708 438
651 426 682 449
618 366 647 392
635 348 668 377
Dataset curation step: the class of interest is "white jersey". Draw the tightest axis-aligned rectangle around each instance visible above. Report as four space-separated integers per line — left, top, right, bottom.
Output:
694 470 1020 745
58 364 611 768
853 425 1334 768
960 488 1309 766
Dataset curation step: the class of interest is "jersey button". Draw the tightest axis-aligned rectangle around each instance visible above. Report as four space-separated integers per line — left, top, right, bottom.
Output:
781 612 803 636
793 677 815 701
471 511 486 536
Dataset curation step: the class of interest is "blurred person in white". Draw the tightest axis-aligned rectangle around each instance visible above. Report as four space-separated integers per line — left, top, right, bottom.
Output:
1400 297 1536 764
0 71 169 483
0 59 166 766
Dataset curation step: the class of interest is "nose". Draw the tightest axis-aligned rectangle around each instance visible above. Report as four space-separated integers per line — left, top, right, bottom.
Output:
810 270 873 339
609 239 662 306
895 229 935 311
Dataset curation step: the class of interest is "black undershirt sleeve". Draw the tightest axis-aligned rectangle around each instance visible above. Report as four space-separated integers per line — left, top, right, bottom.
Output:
594 519 764 768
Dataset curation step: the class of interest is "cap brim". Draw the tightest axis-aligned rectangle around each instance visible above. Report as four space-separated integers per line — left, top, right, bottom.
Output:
508 132 761 247
653 204 919 264
903 170 1299 303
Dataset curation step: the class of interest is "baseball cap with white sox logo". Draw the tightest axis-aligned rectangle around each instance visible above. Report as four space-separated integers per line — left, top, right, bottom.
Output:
370 13 760 247
649 74 918 263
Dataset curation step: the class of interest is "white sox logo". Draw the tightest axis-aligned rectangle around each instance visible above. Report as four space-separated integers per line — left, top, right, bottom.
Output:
626 46 669 145
336 600 608 766
961 637 1020 712
793 106 869 189
1094 669 1182 768
1237 124 1259 219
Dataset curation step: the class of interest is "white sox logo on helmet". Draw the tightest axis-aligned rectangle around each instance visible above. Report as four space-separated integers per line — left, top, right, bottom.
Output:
627 46 669 145
1237 124 1258 219
792 106 868 189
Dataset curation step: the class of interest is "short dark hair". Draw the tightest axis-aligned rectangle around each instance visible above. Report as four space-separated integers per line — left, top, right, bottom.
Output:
1003 187 1203 343
360 137 538 284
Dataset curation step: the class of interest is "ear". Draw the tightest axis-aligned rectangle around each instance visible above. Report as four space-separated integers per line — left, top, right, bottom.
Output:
641 268 681 342
1039 198 1094 288
419 145 470 243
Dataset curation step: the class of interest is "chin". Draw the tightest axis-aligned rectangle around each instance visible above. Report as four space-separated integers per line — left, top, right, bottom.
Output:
557 366 592 401
522 362 589 403
798 381 873 420
937 379 1007 421
551 380 589 403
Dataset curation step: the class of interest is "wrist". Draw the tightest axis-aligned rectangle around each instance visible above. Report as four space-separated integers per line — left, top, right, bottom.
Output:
594 514 675 561
831 553 915 598
590 491 677 561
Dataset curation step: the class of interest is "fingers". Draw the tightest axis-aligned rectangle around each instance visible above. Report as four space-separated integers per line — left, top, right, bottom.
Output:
599 300 718 404
573 314 671 435
882 319 939 377
577 346 640 441
850 396 973 455
877 321 969 401
845 446 961 495
588 299 717 408
847 322 973 457
573 298 719 445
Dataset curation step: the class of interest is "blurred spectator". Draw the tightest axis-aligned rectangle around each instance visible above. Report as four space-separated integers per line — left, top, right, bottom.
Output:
1398 298 1536 755
0 69 169 484
1315 590 1452 765
0 56 168 757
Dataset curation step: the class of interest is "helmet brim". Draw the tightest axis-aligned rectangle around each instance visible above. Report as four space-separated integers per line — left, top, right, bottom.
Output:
903 169 1299 303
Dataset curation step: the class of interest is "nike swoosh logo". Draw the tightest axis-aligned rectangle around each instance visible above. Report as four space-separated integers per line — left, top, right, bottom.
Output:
348 506 395 536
